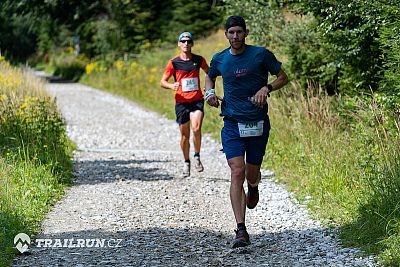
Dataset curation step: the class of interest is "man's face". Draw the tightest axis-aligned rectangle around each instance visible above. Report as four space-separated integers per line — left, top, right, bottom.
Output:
225 26 248 50
178 37 193 52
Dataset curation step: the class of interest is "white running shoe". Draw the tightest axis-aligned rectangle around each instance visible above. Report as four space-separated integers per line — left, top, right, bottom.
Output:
182 162 190 177
194 156 204 172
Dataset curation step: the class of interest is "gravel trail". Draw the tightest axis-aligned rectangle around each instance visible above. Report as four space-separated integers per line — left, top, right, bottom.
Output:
12 81 376 266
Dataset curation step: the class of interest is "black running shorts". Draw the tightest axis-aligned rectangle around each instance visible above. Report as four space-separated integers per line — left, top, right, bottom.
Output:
175 100 204 125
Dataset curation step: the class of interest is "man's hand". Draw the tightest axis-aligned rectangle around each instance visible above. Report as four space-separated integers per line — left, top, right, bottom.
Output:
207 95 221 108
172 82 180 90
250 86 270 107
204 89 221 108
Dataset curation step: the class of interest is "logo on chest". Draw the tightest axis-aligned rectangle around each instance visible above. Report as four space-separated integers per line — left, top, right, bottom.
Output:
234 68 249 77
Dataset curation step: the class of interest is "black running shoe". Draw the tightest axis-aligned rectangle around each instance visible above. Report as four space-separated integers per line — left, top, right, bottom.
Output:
232 229 250 248
246 185 259 209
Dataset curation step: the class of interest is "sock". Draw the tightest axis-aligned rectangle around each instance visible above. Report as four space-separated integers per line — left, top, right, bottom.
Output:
185 159 190 163
248 183 259 193
194 152 200 158
237 223 246 231
248 172 260 193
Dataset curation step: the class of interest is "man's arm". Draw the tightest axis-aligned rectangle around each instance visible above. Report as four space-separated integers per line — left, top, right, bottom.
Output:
201 57 209 74
251 69 289 107
269 69 289 92
160 73 179 91
205 74 215 90
204 75 220 108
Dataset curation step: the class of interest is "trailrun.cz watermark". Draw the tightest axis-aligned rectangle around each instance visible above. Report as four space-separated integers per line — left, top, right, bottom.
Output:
14 233 122 253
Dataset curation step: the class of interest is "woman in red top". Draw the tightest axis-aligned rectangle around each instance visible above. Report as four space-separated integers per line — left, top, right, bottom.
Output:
160 32 209 177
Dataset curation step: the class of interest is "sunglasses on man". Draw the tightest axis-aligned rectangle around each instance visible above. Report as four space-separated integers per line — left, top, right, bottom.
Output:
179 39 193 44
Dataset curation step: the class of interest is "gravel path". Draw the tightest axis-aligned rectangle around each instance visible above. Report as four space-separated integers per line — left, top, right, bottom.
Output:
12 81 377 266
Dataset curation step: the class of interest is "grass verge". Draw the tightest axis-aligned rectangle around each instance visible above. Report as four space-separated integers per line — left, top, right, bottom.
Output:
0 58 74 266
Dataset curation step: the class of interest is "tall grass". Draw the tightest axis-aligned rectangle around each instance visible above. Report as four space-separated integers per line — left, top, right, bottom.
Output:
0 57 73 266
268 83 400 265
267 83 367 221
348 98 400 265
82 31 400 264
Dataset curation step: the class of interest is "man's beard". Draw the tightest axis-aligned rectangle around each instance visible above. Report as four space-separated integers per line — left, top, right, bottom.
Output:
229 39 245 50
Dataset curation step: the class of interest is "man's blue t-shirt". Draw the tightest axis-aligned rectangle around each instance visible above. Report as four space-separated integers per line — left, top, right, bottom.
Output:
207 45 282 123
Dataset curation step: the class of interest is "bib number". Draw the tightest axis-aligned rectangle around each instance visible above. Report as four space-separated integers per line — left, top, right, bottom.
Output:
238 120 264 137
181 78 199 92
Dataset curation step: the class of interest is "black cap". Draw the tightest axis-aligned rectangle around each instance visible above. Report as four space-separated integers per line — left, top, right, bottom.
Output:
225 16 246 31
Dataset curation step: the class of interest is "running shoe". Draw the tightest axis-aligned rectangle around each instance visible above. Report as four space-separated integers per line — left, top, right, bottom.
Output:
182 161 190 177
232 229 250 248
246 184 259 209
194 155 204 172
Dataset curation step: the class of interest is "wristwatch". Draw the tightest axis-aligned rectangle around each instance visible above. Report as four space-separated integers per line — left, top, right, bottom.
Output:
266 84 272 97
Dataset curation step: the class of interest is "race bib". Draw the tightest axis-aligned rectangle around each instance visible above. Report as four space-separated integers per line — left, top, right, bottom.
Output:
181 78 199 92
238 120 264 137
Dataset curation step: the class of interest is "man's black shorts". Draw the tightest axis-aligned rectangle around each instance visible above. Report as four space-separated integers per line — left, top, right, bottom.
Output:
175 100 204 125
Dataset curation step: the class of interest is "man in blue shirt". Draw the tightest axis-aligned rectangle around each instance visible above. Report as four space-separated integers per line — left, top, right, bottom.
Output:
205 15 289 248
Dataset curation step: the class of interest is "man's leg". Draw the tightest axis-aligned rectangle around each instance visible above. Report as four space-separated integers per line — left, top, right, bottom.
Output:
244 117 270 208
189 110 204 154
190 110 204 171
228 156 250 247
228 156 246 224
246 163 261 187
245 163 261 209
179 122 190 160
221 119 250 247
179 122 191 177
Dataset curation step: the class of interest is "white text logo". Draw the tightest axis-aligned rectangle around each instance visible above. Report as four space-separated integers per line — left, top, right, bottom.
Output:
13 233 123 253
35 238 123 248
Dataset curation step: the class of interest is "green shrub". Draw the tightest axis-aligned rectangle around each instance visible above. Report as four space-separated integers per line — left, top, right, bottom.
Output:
50 51 88 81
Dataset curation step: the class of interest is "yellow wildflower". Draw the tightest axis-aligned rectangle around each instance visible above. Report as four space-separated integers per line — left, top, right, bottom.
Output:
113 60 125 71
141 41 152 50
130 62 138 69
148 74 156 83
85 62 97 75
